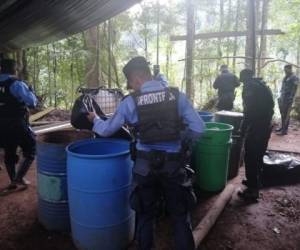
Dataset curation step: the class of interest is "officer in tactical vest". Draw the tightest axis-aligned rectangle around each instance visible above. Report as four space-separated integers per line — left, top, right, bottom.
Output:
0 59 37 195
238 69 274 202
87 56 205 250
277 64 299 135
213 65 240 111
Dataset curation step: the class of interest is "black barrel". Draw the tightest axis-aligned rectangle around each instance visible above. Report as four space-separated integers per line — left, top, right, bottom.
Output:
228 135 244 179
214 111 244 135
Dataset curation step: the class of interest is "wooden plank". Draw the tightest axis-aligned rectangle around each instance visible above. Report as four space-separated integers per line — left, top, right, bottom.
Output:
33 121 72 135
29 107 55 123
170 29 285 41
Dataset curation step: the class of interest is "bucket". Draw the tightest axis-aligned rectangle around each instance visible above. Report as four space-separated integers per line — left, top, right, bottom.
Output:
66 138 135 250
198 111 214 122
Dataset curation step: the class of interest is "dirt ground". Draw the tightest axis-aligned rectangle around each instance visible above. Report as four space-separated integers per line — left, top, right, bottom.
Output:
0 128 300 250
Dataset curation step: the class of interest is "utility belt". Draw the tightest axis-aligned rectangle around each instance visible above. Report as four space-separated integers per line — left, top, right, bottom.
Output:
136 150 182 170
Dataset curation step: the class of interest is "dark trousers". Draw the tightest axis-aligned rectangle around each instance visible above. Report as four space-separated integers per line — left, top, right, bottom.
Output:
244 124 272 189
130 157 195 250
217 93 235 111
278 100 292 133
0 119 36 182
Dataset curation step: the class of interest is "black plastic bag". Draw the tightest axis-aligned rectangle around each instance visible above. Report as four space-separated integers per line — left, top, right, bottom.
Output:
262 151 300 187
71 94 106 130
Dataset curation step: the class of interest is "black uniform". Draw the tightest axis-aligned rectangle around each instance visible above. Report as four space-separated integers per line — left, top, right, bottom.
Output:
213 70 240 111
0 78 36 184
130 87 197 250
242 78 274 189
278 74 299 133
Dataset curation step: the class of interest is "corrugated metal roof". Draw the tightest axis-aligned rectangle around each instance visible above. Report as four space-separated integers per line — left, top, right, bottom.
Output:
0 0 140 50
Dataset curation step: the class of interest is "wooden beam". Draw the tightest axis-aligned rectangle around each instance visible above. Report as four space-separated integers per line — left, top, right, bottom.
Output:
178 56 274 62
193 183 236 248
170 29 284 41
29 107 55 123
262 59 300 69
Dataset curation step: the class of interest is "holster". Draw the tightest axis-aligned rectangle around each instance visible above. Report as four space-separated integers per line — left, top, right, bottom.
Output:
130 140 137 162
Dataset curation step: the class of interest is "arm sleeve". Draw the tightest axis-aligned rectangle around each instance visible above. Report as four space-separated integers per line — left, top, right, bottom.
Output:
234 75 241 87
10 81 37 108
92 98 129 137
213 76 220 89
178 92 205 144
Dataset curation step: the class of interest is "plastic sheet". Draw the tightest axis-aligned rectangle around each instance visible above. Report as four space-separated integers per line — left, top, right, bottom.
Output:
262 151 300 187
71 94 105 130
71 87 131 140
0 0 139 50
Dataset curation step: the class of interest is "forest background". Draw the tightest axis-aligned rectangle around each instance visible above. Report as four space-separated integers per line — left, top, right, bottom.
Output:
8 0 300 118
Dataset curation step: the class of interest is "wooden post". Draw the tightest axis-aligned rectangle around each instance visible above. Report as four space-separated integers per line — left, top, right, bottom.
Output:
257 0 270 76
156 0 160 66
245 0 256 73
185 0 195 102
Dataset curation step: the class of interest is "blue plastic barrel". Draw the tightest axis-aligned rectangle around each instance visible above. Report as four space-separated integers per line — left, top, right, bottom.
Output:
198 111 214 122
36 130 92 231
66 139 135 250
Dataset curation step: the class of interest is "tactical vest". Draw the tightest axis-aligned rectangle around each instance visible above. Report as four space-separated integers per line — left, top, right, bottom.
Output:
131 87 181 144
0 78 27 119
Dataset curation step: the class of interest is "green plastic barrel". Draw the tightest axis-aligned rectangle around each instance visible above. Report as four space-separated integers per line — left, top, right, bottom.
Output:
195 122 233 192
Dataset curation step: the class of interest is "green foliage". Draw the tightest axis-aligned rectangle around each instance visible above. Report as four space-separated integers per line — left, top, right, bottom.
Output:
22 0 300 112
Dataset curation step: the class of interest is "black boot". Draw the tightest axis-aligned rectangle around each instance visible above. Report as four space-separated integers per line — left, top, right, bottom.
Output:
15 158 33 185
238 188 259 203
4 163 16 182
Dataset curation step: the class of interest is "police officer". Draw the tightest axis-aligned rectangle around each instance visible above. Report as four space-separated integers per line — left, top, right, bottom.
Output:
213 65 240 111
0 59 37 195
277 64 299 135
87 56 205 250
238 69 274 202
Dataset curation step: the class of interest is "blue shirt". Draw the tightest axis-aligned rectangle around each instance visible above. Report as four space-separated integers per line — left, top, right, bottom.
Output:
154 74 168 87
0 74 37 108
93 80 205 152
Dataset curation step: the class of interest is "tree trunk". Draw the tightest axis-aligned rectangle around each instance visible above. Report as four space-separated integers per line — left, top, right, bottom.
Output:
226 0 232 66
218 0 224 59
46 45 52 106
233 0 241 73
257 0 269 76
185 0 195 102
166 44 170 80
84 26 101 88
297 37 300 76
144 22 149 59
295 37 300 120
52 44 57 108
245 0 256 73
16 49 24 79
111 50 120 88
108 20 112 88
156 0 160 65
